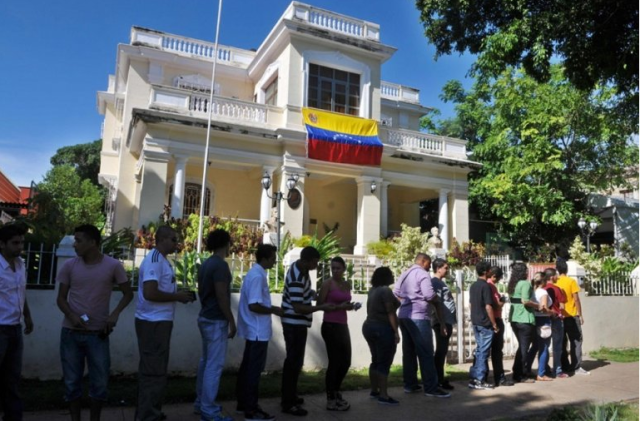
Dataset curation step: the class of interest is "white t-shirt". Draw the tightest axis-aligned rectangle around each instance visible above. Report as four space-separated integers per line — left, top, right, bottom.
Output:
237 263 272 341
135 249 176 322
533 287 552 318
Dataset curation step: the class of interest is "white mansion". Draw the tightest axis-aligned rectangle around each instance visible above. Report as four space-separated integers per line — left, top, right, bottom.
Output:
97 2 479 254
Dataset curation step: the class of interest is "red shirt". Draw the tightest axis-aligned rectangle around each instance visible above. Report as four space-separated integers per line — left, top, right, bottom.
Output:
543 283 566 317
487 279 502 318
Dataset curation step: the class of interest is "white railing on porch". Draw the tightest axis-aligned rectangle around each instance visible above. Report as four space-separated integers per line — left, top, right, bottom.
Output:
130 27 255 66
150 85 269 125
379 127 468 159
286 3 380 41
380 81 420 103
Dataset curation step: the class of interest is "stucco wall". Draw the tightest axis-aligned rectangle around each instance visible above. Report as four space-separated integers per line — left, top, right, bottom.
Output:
23 290 636 380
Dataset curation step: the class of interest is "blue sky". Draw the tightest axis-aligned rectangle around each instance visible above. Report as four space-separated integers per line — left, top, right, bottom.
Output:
0 0 475 187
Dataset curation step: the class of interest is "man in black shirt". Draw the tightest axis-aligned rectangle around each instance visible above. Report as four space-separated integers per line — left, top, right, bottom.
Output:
468 260 499 390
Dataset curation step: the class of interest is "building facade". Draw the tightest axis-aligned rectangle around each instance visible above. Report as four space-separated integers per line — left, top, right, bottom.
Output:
97 2 479 254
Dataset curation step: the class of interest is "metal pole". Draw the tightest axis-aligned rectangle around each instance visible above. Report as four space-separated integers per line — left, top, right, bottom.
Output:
456 269 465 364
586 233 591 253
196 0 224 254
275 193 282 250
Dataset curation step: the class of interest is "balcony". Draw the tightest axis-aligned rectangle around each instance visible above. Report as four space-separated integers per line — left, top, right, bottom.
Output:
130 27 255 67
380 81 420 104
285 3 380 42
379 127 468 160
149 85 278 126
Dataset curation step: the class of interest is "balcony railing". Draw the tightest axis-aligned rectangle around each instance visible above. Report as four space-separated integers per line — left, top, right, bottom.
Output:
379 127 468 159
285 3 380 41
131 27 255 67
381 81 420 104
149 85 269 125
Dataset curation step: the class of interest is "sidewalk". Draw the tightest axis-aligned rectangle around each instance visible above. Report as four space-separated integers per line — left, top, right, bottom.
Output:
24 359 639 421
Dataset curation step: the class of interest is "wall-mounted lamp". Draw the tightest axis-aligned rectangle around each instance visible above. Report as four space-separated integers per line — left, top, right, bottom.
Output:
261 171 299 248
370 180 377 193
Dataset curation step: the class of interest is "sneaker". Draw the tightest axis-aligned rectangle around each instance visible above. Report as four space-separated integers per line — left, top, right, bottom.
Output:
439 381 455 390
518 378 536 384
403 385 422 393
369 391 380 399
576 367 591 375
424 388 451 398
245 409 276 421
377 396 400 406
556 372 570 379
468 379 494 390
335 393 350 410
497 378 515 387
281 405 307 417
326 399 350 411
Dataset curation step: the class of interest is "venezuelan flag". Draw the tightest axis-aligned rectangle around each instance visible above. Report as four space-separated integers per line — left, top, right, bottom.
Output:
303 108 383 166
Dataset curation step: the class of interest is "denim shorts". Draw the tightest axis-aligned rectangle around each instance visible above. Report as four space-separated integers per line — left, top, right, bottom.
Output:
60 328 110 401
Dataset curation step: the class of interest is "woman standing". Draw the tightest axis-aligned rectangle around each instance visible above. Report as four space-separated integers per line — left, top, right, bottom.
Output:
318 257 354 411
507 263 537 383
430 258 456 390
530 272 554 381
362 267 400 406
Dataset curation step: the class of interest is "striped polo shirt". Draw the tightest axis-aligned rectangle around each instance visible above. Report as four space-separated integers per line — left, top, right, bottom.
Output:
281 261 313 327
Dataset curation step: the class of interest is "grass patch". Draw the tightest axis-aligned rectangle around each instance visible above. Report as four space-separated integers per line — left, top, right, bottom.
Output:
25 364 466 412
590 347 639 363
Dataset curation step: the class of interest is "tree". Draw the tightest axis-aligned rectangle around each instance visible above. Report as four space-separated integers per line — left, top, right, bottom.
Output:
50 140 102 185
29 165 105 243
416 0 639 110
439 65 638 246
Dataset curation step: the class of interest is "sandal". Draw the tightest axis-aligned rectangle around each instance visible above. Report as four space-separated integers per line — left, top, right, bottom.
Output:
282 405 308 416
536 375 553 381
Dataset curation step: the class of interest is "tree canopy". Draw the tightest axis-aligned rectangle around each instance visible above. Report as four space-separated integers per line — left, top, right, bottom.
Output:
50 140 102 185
28 165 105 243
438 65 638 246
416 0 639 108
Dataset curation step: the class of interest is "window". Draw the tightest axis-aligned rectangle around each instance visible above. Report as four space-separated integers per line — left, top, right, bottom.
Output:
169 183 211 217
307 64 360 116
264 78 278 106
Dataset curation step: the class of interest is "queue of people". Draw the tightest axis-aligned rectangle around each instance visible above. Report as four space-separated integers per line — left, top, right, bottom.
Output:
0 222 590 421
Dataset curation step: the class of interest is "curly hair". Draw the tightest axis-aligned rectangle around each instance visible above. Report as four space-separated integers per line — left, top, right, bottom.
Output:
507 262 529 295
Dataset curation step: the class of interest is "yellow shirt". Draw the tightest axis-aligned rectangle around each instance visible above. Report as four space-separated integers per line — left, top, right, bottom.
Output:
555 274 580 317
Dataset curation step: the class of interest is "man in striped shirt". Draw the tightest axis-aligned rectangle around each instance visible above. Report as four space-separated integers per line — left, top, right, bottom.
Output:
280 246 335 416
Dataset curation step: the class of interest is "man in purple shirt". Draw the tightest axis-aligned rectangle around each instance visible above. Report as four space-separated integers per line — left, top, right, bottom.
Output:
394 253 450 398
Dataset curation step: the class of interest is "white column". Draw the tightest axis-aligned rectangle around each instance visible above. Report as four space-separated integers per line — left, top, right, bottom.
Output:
439 189 450 251
451 192 470 243
279 170 306 240
380 181 390 238
260 167 275 228
170 155 188 219
354 177 381 255
138 150 170 227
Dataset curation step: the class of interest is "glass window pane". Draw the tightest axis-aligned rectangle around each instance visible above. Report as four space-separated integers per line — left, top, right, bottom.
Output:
310 63 318 75
335 69 348 81
320 65 333 78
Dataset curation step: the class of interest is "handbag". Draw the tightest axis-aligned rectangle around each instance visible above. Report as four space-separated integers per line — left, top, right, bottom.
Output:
538 324 552 339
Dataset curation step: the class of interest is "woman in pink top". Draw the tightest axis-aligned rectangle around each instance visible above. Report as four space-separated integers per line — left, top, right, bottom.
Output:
317 256 355 411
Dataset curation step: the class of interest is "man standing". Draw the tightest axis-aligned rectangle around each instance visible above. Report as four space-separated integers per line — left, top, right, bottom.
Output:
194 229 235 421
543 268 569 379
555 258 589 375
468 260 498 390
0 224 33 421
57 224 133 421
280 246 334 416
236 244 282 421
486 266 513 387
135 226 195 421
394 253 450 398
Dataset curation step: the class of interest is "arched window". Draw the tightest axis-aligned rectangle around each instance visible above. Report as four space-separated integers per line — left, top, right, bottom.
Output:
169 183 211 217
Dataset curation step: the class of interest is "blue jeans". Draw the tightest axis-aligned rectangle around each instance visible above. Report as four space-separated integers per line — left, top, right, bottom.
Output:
195 318 229 418
236 340 269 413
60 328 110 401
534 318 552 377
362 321 396 376
0 324 24 421
399 318 438 393
469 325 493 382
551 317 564 375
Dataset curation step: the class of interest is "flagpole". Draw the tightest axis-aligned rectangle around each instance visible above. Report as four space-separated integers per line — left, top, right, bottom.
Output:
197 0 223 254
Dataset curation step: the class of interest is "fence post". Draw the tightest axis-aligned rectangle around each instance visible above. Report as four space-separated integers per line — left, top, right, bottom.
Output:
455 269 465 364
55 236 76 281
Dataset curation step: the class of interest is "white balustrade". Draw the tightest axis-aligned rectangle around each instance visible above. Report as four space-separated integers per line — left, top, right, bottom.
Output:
289 3 380 41
383 128 444 155
188 93 267 123
381 81 420 104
